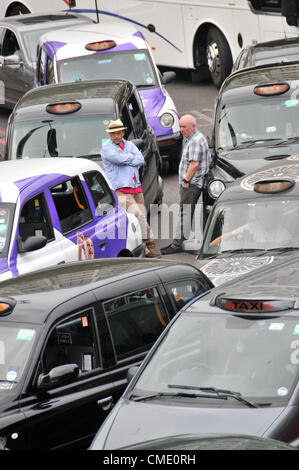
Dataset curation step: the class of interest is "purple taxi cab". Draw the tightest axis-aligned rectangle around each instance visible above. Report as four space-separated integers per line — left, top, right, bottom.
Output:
35 21 182 172
0 157 143 281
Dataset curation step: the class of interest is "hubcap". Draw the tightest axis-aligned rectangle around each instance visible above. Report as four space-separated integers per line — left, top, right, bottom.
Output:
207 41 220 76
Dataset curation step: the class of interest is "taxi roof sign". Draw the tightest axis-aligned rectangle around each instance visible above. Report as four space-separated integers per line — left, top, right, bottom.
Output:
253 178 295 194
0 300 16 316
215 296 294 313
46 102 81 114
254 83 290 96
85 40 116 51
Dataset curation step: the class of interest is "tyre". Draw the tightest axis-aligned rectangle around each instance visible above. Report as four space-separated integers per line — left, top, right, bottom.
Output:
6 3 30 16
206 27 233 88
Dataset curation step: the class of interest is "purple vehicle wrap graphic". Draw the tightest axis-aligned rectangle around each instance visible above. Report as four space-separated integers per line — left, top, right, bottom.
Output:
0 258 9 276
139 88 172 137
4 173 129 278
44 41 67 61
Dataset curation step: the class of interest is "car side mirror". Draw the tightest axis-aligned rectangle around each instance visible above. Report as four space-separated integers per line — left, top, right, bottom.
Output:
17 235 47 253
161 71 176 84
281 0 299 26
37 364 79 390
3 52 23 67
127 366 139 383
131 138 144 150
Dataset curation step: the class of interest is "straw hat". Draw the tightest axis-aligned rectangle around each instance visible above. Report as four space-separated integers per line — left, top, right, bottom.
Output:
106 119 127 133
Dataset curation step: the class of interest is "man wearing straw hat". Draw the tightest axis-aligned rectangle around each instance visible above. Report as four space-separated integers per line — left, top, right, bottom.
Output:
101 119 160 258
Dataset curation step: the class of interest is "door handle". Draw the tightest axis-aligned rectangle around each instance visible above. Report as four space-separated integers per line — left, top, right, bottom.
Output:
97 396 113 412
98 241 106 248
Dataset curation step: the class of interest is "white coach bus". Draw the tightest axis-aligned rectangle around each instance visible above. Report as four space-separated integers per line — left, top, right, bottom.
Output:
1 1 299 86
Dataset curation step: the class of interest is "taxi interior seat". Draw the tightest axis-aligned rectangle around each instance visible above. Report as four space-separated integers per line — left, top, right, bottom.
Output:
43 344 95 374
18 199 49 241
52 191 91 233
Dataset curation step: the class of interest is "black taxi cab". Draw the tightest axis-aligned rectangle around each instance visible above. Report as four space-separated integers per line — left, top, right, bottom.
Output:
198 156 299 286
0 257 212 450
203 63 299 223
4 79 164 211
90 254 299 450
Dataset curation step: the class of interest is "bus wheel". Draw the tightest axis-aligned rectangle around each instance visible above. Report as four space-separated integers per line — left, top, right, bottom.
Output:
206 27 232 88
6 3 30 16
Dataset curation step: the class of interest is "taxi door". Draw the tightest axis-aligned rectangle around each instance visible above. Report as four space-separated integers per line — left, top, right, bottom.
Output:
48 174 127 261
21 299 118 450
13 191 65 277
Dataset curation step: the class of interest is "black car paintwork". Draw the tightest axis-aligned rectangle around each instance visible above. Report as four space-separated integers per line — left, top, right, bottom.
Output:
90 255 299 450
198 157 299 285
203 63 299 221
0 258 213 449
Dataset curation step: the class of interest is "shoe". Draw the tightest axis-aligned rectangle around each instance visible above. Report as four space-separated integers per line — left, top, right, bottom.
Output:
146 240 156 250
145 251 161 258
161 244 183 255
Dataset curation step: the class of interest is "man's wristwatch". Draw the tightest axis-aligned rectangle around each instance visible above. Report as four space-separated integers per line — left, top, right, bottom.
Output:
182 178 190 184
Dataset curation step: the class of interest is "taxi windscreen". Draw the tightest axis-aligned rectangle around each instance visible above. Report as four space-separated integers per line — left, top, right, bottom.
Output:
133 312 299 404
0 322 39 394
217 95 299 150
202 199 299 256
57 49 158 88
11 117 112 159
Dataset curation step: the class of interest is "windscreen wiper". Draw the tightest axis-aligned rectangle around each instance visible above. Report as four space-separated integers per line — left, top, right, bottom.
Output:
219 248 265 255
230 138 282 150
129 391 206 402
263 246 299 254
136 83 154 88
130 386 258 407
168 384 259 408
273 136 299 146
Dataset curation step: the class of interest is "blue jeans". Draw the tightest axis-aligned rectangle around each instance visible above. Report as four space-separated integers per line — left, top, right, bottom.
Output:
173 184 202 247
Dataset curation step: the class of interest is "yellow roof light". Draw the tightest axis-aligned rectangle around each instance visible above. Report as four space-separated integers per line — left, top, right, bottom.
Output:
85 40 116 51
46 102 81 114
254 83 290 96
254 179 295 194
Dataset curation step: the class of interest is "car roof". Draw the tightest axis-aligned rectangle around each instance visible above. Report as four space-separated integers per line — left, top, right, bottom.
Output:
0 11 93 31
215 157 299 204
0 258 205 324
0 157 104 203
38 21 147 61
222 63 299 95
13 79 133 119
251 36 299 52
188 254 299 315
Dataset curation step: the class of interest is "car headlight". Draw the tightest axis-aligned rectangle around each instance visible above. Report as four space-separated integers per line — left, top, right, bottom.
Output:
208 179 226 199
160 113 174 128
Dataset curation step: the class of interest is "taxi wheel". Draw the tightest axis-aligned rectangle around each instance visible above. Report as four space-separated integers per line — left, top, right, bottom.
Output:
6 3 30 16
206 27 233 88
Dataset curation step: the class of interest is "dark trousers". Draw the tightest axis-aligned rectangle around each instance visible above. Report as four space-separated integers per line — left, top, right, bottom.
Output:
173 184 202 247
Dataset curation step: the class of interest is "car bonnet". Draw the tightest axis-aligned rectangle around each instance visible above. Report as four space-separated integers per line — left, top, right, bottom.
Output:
93 398 285 450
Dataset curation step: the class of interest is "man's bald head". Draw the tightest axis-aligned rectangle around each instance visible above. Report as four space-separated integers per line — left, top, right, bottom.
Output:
179 114 197 138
